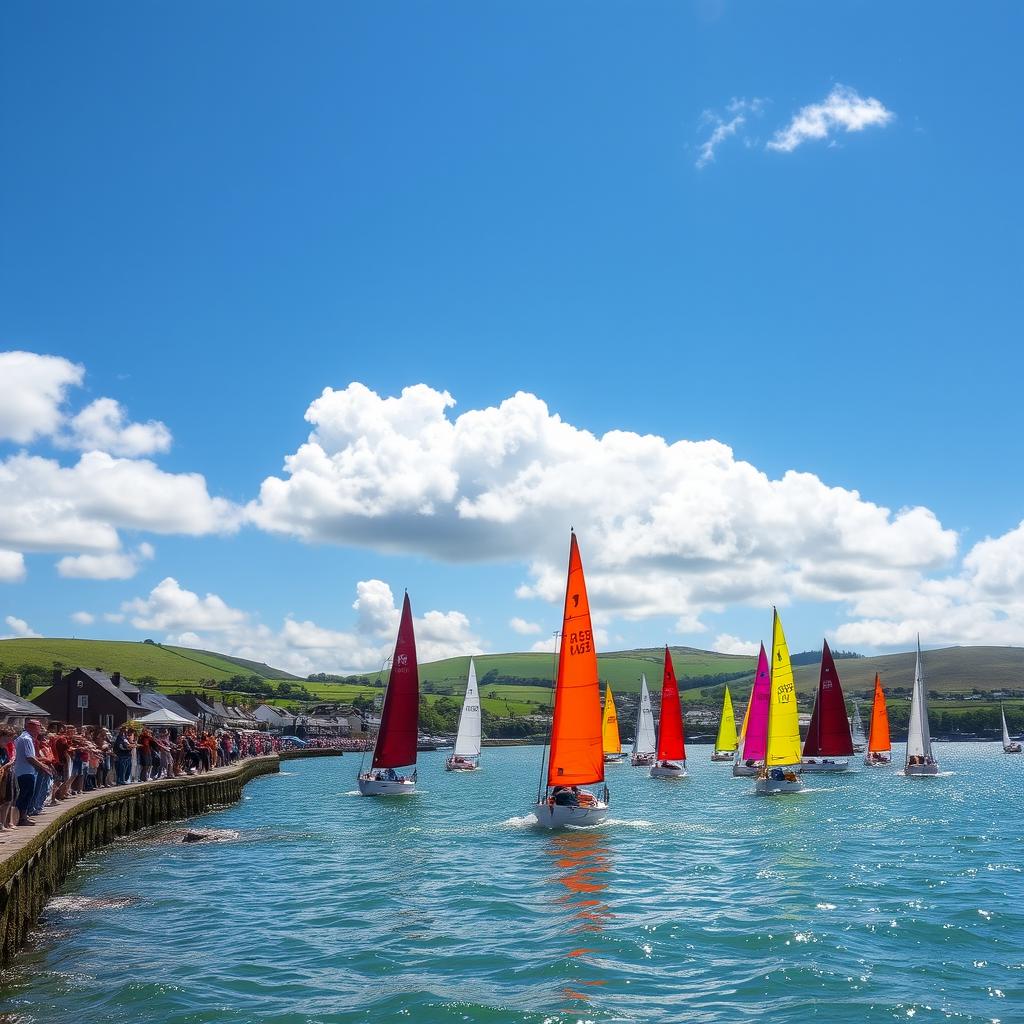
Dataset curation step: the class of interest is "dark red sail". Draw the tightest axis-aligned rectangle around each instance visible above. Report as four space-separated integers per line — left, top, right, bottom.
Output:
802 639 854 757
656 647 686 761
372 592 420 769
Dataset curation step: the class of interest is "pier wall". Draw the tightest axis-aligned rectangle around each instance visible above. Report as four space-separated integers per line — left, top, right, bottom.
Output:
0 755 283 965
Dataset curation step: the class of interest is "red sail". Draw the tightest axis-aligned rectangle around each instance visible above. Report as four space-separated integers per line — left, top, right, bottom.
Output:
372 592 420 769
802 639 854 757
656 646 686 761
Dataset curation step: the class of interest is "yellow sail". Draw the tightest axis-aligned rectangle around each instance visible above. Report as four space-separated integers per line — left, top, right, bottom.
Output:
601 683 621 756
714 686 738 753
765 609 802 767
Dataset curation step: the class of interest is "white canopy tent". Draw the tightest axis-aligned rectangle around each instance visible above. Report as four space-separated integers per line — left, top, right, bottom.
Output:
137 708 196 728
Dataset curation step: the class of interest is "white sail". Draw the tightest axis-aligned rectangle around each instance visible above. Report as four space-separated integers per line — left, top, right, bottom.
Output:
633 674 657 756
1002 704 1012 748
850 701 867 749
905 638 933 763
452 659 482 759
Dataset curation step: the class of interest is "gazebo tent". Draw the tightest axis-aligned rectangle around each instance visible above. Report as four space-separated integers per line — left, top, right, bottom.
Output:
137 708 195 728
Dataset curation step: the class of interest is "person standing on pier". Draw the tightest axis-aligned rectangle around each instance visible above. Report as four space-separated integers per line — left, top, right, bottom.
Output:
14 720 53 827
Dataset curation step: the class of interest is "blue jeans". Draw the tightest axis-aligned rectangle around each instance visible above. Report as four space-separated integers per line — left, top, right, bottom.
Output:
16 773 36 816
115 756 132 785
29 771 50 814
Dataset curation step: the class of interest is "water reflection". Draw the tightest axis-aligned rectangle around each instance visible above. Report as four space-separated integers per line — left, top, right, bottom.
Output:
543 830 613 1009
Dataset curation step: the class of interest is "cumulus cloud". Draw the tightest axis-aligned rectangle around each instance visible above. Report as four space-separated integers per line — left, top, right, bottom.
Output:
57 543 156 580
2 614 40 639
713 633 760 656
120 576 483 675
509 617 542 636
71 611 95 625
248 382 957 638
767 85 894 153
0 352 83 444
0 550 26 583
64 398 172 457
696 98 765 169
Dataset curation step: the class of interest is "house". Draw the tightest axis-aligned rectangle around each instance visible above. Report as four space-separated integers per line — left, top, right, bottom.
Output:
34 668 147 730
254 704 294 731
160 693 221 729
137 690 201 725
0 679 51 728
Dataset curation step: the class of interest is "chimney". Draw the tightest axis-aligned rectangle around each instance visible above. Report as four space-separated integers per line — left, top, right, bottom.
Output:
112 671 121 686
53 668 62 687
2 673 20 694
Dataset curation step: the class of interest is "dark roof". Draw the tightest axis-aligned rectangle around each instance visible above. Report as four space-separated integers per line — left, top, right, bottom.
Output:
72 668 148 711
0 691 50 717
137 691 200 723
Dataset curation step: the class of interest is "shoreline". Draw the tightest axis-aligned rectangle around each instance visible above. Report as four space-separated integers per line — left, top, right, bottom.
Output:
0 749 343 965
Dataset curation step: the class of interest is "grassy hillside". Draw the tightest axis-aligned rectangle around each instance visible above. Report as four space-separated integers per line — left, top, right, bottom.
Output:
0 638 298 682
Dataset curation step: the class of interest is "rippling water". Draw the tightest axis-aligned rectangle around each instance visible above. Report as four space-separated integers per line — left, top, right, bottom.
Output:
2 744 1022 1023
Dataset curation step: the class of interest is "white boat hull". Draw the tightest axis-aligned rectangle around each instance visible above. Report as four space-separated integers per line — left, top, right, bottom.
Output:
799 758 850 773
904 762 940 777
1003 744 1023 754
631 752 655 766
650 762 687 779
603 753 626 764
732 761 760 777
864 753 892 767
358 774 417 796
710 751 735 762
532 800 609 828
755 773 804 795
445 758 479 771
852 744 866 753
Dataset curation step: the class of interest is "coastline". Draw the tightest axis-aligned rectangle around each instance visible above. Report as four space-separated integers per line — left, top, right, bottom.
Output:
0 750 342 965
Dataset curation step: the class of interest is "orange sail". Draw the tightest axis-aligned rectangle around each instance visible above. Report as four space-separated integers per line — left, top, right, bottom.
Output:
867 673 891 753
546 533 605 788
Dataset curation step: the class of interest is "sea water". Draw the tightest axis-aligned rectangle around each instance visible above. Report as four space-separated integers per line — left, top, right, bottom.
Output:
1 744 1022 1023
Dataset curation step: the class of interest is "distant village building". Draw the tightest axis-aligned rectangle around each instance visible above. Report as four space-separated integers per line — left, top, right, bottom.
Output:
0 673 50 727
35 668 147 729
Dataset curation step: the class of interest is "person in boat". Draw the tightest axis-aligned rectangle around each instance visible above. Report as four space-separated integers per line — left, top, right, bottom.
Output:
769 767 785 781
551 786 577 807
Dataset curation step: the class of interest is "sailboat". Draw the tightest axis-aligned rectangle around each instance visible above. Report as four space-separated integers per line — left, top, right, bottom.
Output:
732 646 770 777
864 673 892 766
650 647 687 779
532 532 609 827
710 686 738 761
630 674 656 766
446 658 481 771
1001 703 1022 754
358 592 419 796
799 640 854 773
755 608 804 795
905 637 939 776
850 701 867 753
602 683 626 763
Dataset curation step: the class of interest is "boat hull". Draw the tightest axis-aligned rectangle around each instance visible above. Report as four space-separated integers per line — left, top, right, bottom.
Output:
710 751 735 762
904 762 940 777
732 762 760 777
650 762 687 779
864 753 892 767
603 753 626 764
852 744 866 753
799 758 850 773
445 758 479 772
532 800 609 828
631 752 655 766
1003 744 1023 754
755 773 804 795
357 774 417 796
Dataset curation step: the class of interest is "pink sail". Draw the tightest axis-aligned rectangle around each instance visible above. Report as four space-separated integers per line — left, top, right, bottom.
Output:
740 643 771 762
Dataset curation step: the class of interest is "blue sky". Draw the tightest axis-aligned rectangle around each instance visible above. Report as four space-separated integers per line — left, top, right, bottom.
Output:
1 3 1022 672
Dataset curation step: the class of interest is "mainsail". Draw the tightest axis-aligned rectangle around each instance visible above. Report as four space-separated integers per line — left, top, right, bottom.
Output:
656 647 686 762
714 686 738 754
802 640 854 757
452 658 482 761
602 683 622 756
633 675 657 756
1002 704 1012 748
867 674 891 754
740 643 771 762
905 637 934 765
765 609 802 768
372 592 420 770
850 702 867 750
546 533 605 788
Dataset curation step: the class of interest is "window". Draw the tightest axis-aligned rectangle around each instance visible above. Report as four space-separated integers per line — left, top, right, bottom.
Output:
101 714 114 730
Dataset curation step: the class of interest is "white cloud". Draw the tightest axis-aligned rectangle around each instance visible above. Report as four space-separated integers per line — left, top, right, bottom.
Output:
64 398 172 457
249 382 957 639
71 611 95 625
0 351 83 444
509 616 542 635
530 636 559 654
57 542 155 581
103 612 125 624
713 633 760 656
0 550 26 583
123 576 483 675
2 614 40 639
696 98 765 169
767 85 894 153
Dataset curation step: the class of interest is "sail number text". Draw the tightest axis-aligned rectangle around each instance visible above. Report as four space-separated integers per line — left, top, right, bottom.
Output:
568 629 593 655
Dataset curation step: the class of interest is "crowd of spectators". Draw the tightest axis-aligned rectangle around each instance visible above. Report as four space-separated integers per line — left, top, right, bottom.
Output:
0 719 283 831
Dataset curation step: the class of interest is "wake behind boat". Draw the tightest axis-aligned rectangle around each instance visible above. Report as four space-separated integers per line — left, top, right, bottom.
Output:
532 532 609 828
446 658 481 771
755 608 804 795
358 592 419 796
650 646 687 779
904 637 939 776
799 639 853 773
